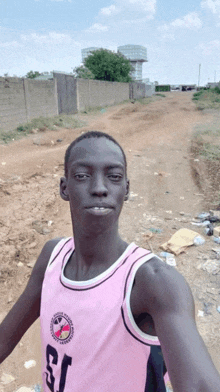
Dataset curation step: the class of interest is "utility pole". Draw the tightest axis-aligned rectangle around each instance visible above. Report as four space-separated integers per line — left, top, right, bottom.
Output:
198 63 201 89
214 70 216 83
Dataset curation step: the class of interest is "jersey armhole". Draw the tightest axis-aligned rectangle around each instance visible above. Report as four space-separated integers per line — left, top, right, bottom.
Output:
122 253 161 346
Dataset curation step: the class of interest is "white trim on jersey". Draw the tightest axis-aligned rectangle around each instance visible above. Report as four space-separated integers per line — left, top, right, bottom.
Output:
61 242 135 287
125 254 160 342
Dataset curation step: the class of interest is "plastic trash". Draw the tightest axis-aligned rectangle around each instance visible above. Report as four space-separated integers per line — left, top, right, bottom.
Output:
34 385 42 392
1 373 15 385
193 236 205 246
160 252 174 258
213 237 220 244
166 255 176 267
24 360 36 369
204 224 213 236
149 228 162 234
217 306 220 313
197 212 210 220
191 220 210 227
159 252 176 266
210 216 220 223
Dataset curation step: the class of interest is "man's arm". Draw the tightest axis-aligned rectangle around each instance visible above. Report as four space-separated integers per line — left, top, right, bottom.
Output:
136 257 220 392
0 238 62 364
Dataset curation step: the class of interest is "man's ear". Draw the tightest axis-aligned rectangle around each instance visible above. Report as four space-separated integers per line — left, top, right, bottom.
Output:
60 177 69 201
124 179 130 201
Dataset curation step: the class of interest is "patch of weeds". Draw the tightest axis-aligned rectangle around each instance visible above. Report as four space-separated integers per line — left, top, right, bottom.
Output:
80 106 108 115
0 114 85 144
200 143 220 160
17 125 29 132
192 90 204 100
0 129 25 144
191 121 220 208
192 87 220 110
136 95 165 105
155 93 166 97
214 86 220 94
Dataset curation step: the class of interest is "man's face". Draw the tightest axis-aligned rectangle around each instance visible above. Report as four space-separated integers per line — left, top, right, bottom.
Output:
60 137 129 233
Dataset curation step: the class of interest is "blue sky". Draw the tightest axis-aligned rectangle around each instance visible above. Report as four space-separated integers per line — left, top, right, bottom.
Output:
1 0 220 85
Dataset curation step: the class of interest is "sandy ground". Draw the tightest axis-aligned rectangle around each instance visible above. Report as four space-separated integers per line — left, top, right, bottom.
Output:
0 91 220 391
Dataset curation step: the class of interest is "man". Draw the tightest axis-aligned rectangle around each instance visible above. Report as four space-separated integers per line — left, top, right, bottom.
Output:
0 131 220 392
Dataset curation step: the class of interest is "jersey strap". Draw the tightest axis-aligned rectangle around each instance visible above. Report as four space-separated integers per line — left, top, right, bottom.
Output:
47 237 72 269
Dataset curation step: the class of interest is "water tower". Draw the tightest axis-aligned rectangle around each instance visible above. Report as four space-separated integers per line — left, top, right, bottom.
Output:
117 44 147 81
81 47 101 63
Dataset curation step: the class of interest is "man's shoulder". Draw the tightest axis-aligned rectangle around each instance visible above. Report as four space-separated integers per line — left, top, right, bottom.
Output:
134 254 194 318
42 237 66 256
31 237 66 281
136 253 183 283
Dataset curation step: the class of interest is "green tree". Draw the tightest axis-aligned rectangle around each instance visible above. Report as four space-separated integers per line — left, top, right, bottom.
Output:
85 49 133 83
25 71 42 79
73 65 94 79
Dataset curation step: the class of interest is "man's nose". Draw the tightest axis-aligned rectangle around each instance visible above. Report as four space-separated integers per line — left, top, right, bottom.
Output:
90 174 108 197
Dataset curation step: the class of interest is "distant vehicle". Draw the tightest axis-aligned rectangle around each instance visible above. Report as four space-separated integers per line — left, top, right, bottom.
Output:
171 85 180 91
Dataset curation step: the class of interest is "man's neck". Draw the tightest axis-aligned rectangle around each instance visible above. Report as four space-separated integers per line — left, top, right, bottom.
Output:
69 226 128 277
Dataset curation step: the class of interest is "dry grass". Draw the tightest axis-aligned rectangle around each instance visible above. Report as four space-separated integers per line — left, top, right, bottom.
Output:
0 114 85 144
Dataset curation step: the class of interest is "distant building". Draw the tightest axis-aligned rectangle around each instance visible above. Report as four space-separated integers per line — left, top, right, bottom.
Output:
206 82 220 89
35 72 53 80
81 47 101 63
117 45 147 81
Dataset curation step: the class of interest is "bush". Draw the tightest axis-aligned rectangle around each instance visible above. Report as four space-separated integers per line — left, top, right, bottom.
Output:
155 85 170 92
214 86 220 94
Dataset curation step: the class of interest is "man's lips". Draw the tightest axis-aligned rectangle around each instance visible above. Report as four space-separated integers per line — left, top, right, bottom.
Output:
85 206 113 215
86 206 113 209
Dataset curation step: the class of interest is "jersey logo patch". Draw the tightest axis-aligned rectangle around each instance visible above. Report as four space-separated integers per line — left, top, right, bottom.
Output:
50 312 74 344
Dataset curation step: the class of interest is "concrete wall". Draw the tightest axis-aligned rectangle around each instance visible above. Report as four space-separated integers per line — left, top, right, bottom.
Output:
0 77 27 130
0 74 153 131
76 79 129 111
145 84 155 96
24 79 58 121
129 82 154 99
54 73 77 114
0 77 58 130
129 82 146 99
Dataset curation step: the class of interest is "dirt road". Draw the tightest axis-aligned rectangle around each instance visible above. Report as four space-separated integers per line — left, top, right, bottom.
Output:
1 92 220 391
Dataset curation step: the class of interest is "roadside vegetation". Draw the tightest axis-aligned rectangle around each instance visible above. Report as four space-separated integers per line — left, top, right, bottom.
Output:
0 114 85 144
191 87 220 208
0 94 165 144
192 87 220 110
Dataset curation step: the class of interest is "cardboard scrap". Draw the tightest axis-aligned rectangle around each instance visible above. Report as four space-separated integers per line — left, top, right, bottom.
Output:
160 228 201 255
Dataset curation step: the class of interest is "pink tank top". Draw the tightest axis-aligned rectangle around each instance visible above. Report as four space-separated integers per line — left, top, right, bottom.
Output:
40 238 168 392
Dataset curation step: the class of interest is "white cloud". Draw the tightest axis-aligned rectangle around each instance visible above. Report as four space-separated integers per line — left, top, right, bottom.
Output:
35 0 72 1
0 40 21 48
199 39 220 55
100 5 119 16
86 23 109 33
20 32 74 45
171 12 202 29
158 12 202 40
201 0 220 15
99 0 156 21
128 0 156 14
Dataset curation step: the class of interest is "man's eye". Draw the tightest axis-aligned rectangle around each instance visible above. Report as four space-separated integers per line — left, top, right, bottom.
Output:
108 174 122 181
74 174 89 180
